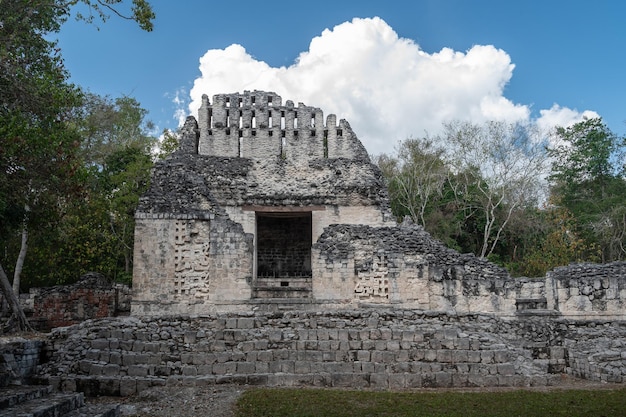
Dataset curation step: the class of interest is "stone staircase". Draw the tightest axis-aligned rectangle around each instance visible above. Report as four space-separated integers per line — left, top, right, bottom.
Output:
515 297 559 316
253 275 312 299
1 337 119 416
0 384 120 417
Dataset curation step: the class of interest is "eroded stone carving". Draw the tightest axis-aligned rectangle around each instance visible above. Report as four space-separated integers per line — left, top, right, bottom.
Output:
173 220 210 299
355 254 389 300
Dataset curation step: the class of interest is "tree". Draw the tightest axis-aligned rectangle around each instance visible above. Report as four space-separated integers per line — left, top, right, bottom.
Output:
548 117 626 262
156 128 181 160
75 93 156 167
375 139 472 251
521 203 599 277
0 0 82 329
6 94 157 288
0 0 154 332
70 0 155 32
384 138 449 227
101 146 153 280
441 121 548 258
76 94 155 281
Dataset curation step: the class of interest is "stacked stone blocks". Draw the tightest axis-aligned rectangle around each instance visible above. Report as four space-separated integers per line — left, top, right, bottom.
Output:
39 311 625 396
197 91 364 161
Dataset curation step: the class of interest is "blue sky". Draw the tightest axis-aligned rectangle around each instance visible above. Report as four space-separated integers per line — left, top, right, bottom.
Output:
57 0 626 154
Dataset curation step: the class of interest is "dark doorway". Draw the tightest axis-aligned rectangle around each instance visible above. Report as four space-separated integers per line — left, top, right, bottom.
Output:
254 212 312 298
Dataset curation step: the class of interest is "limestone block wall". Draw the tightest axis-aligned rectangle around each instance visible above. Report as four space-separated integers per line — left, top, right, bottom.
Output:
14 273 131 332
1 338 44 386
514 277 548 311
28 287 118 331
311 224 626 318
547 262 626 319
132 210 626 317
196 91 369 163
132 215 253 316
560 320 625 382
312 223 517 314
36 312 626 396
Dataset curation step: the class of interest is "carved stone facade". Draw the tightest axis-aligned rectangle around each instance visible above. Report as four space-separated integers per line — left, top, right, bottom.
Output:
132 91 626 319
132 91 393 315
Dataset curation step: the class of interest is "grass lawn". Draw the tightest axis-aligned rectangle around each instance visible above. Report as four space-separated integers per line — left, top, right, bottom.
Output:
234 387 626 417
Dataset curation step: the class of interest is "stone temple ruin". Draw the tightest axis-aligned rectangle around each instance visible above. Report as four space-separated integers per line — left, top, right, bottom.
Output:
132 90 396 314
7 91 625 401
132 90 626 320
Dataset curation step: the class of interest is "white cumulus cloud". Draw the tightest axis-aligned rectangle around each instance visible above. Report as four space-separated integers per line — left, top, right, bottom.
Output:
188 17 595 155
537 104 601 135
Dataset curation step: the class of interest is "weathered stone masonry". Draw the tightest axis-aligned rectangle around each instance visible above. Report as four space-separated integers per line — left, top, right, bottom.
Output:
12 273 132 332
132 90 626 319
132 90 395 315
53 90 618 394
37 311 626 395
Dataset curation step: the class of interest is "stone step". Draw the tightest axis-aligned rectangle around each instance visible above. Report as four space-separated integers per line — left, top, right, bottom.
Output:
64 403 120 417
0 384 52 409
0 384 120 417
516 309 560 316
515 297 547 310
0 391 84 416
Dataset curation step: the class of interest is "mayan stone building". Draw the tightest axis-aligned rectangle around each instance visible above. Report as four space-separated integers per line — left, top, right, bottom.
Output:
132 91 626 319
132 91 398 314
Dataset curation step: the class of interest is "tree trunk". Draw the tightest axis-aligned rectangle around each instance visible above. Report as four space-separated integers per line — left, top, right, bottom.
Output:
0 261 32 333
12 225 28 294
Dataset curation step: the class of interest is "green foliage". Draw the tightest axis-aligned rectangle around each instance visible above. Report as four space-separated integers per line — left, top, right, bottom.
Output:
0 0 156 230
156 128 180 160
75 93 155 164
8 93 156 289
549 118 623 185
0 0 155 289
0 0 83 237
0 0 154 330
442 120 547 258
15 195 119 287
548 118 626 262
235 387 626 417
517 204 599 277
0 1 78 118
71 0 155 31
375 139 477 253
386 138 448 226
375 119 626 275
101 145 153 275
376 122 548 263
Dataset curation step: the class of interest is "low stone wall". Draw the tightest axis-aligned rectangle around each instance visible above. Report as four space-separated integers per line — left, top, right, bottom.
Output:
18 274 132 331
36 310 626 396
561 320 626 382
547 262 626 319
0 338 44 386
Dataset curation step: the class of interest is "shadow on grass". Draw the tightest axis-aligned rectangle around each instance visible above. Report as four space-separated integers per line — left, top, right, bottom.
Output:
235 387 626 417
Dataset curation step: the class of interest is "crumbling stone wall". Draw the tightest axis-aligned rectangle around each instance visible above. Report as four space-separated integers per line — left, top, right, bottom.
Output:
18 273 131 332
546 262 626 319
132 215 253 315
36 311 626 396
312 222 517 313
196 92 369 161
132 90 626 319
1 338 44 386
132 91 394 315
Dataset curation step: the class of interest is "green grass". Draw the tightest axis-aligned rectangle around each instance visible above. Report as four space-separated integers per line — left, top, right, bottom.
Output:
234 387 626 417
